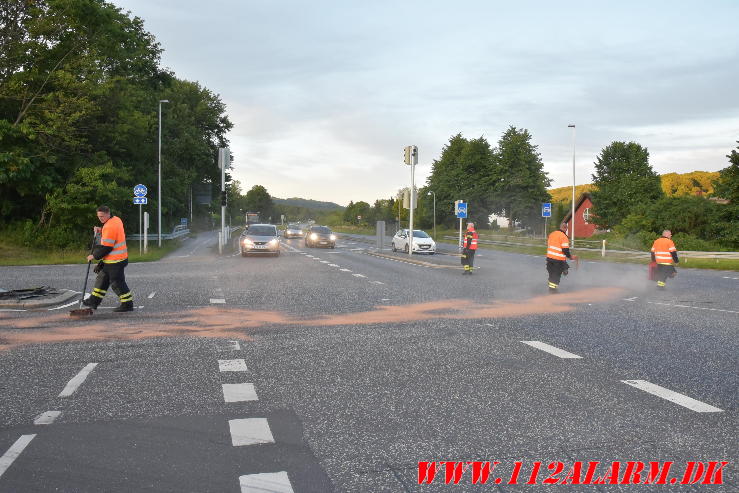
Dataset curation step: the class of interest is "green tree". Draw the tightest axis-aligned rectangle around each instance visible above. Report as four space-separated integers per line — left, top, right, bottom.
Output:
244 185 275 223
590 141 663 229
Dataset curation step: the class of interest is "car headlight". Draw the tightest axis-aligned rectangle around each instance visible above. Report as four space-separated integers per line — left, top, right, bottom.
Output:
329 234 336 241
243 239 254 246
269 239 278 245
310 233 318 240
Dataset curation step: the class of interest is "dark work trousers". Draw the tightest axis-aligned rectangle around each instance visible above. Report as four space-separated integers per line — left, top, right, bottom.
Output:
655 263 677 287
90 260 131 305
461 249 476 272
546 258 569 289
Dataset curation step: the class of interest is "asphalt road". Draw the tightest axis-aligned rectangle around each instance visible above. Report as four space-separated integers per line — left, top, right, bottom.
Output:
0 231 736 492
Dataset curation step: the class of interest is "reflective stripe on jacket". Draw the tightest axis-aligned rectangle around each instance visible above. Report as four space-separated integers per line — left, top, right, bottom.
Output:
465 230 478 250
547 230 569 260
101 216 128 263
651 237 677 265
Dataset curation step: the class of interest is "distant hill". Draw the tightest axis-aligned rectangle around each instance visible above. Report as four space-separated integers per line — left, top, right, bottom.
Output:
548 171 720 203
272 197 344 210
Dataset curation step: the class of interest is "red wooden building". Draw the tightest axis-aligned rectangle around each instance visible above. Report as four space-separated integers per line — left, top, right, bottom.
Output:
562 193 597 238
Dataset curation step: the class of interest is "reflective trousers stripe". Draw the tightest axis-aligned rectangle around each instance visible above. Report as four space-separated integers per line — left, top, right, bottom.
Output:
548 282 558 289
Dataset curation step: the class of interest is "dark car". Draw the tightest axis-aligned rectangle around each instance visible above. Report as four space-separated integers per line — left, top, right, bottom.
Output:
305 225 336 248
283 224 304 238
239 224 281 256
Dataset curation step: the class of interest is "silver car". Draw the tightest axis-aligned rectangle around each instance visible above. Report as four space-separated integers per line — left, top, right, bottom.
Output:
283 224 304 238
239 224 281 257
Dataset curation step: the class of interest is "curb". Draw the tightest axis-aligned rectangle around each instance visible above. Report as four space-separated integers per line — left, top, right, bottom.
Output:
0 289 79 310
364 251 461 269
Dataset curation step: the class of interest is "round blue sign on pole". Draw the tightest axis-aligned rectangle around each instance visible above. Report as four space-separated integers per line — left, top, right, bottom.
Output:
133 184 148 197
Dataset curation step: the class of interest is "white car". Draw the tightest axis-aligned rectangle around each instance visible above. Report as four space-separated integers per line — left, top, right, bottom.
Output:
391 229 436 254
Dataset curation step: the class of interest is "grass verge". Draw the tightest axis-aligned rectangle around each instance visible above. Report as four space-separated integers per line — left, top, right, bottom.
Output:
0 240 182 266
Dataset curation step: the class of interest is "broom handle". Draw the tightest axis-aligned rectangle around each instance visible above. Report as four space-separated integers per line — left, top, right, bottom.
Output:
78 232 97 308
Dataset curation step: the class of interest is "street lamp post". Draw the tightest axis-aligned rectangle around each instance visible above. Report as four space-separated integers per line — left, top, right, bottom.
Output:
568 124 576 248
427 191 436 240
158 99 169 247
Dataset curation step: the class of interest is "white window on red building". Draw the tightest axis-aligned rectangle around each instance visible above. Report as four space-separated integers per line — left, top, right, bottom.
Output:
583 207 591 224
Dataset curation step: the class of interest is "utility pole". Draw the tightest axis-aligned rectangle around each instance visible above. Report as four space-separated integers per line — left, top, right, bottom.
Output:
157 99 169 247
568 124 576 247
404 145 418 257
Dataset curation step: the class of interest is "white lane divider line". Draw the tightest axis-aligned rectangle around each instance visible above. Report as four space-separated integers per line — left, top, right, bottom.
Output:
148 292 156 299
521 341 583 359
59 363 98 397
352 274 367 278
369 280 384 285
621 380 723 413
34 411 61 425
647 301 739 314
340 268 352 272
229 418 275 446
327 264 339 267
381 298 391 301
48 299 81 311
210 298 226 304
0 434 36 479
219 359 247 372
222 383 258 402
240 472 294 493
305 255 314 258
623 297 638 301
320 260 330 263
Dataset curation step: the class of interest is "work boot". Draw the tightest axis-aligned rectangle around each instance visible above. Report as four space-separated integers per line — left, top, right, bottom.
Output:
82 297 100 309
113 301 134 312
548 287 558 294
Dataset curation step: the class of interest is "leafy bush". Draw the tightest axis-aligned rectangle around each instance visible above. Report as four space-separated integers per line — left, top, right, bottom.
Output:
671 233 729 252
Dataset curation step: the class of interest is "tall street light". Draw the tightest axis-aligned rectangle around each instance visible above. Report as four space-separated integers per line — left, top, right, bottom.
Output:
158 99 169 247
568 124 576 248
427 190 436 240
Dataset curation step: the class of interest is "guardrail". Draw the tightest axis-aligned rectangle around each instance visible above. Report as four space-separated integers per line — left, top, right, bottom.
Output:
442 235 739 260
127 225 189 241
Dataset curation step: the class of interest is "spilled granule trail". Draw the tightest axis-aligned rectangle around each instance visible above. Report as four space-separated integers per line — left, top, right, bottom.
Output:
0 287 623 351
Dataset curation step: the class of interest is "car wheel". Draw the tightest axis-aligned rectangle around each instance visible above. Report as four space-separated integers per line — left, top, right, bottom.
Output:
392 243 396 252
241 252 247 257
275 250 280 257
404 244 409 253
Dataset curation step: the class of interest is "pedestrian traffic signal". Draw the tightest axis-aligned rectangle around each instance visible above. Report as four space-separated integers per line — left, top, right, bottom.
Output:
403 145 418 165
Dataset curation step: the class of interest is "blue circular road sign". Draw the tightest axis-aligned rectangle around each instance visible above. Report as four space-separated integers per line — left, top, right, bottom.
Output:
133 184 148 197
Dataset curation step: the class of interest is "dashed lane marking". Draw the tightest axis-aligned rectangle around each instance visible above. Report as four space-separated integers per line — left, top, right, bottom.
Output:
521 341 583 359
219 340 241 351
352 274 367 278
623 297 638 302
229 418 275 446
219 359 248 372
222 383 258 402
340 269 352 272
369 281 384 285
320 260 330 263
621 380 723 413
59 363 98 397
239 472 294 493
327 264 339 267
648 301 739 314
0 434 36 479
148 292 156 299
34 411 61 425
210 299 226 304
48 299 82 311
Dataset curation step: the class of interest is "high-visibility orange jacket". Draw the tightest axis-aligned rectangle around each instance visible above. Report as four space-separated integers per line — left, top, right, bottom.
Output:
547 230 571 260
464 229 478 250
98 216 128 263
651 237 678 265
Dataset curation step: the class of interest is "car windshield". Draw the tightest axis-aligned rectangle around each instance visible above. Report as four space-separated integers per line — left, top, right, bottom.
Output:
411 230 429 238
312 227 332 234
247 226 277 236
287 225 300 229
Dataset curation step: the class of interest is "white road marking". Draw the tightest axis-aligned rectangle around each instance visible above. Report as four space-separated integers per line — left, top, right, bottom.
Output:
320 260 329 263
210 298 226 304
220 340 241 351
219 359 247 372
327 264 339 267
0 309 26 312
340 268 352 272
0 434 36 479
59 363 98 397
222 383 258 402
34 411 61 425
229 418 275 446
352 274 367 278
148 292 156 299
621 380 723 412
485 323 494 327
521 341 583 359
239 472 294 493
48 299 82 311
381 298 391 301
369 281 384 285
648 301 739 314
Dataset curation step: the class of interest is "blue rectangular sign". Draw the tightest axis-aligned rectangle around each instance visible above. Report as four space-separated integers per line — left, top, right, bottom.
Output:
455 202 467 219
133 197 148 205
542 202 552 218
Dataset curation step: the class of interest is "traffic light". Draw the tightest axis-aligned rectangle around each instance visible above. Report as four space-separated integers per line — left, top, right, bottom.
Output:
221 191 227 206
403 145 418 165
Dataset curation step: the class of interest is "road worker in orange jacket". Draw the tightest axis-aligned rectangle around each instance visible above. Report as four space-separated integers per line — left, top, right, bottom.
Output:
461 222 479 275
650 230 679 289
546 223 577 293
83 205 134 312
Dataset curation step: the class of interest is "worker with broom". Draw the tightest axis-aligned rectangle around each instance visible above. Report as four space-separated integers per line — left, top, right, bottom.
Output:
82 205 134 312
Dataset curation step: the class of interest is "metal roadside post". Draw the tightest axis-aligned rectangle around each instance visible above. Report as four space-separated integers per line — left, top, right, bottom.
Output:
376 221 385 251
403 145 418 257
143 212 149 254
218 147 230 255
134 184 148 255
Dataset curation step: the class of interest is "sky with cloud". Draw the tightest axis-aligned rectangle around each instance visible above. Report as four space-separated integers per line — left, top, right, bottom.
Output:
112 0 739 206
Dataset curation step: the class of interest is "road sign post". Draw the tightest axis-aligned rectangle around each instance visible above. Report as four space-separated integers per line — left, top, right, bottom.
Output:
542 202 551 239
455 200 468 248
403 145 418 257
133 185 148 255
